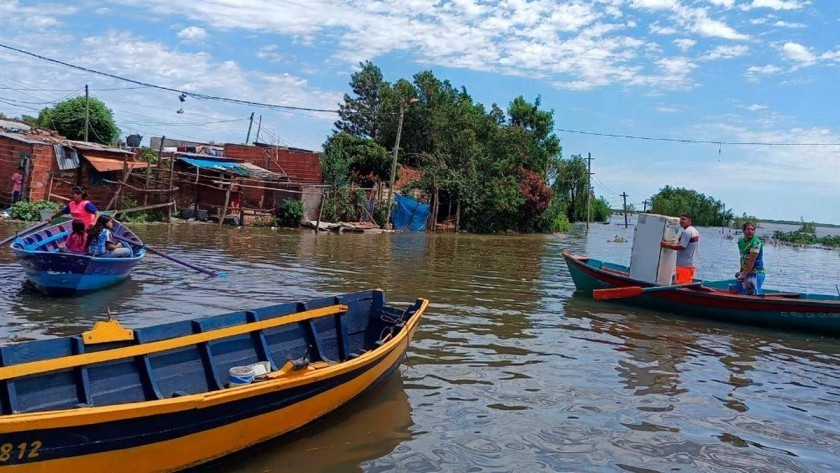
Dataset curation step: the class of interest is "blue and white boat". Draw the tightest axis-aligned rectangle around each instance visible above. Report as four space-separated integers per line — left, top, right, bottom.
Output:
10 220 145 296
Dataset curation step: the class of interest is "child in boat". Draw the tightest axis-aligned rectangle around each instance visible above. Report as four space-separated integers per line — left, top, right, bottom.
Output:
62 219 88 254
87 215 131 258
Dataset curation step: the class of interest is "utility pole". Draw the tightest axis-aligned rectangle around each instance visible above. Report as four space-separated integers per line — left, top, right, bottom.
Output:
642 199 650 212
84 84 90 142
245 112 255 144
586 152 593 229
255 115 262 144
385 97 417 229
621 192 629 228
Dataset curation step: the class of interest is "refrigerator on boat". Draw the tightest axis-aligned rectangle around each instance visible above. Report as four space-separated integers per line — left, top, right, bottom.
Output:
629 213 681 285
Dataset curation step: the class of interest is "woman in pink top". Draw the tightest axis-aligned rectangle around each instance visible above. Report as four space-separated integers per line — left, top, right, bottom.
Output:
46 186 100 229
62 219 88 254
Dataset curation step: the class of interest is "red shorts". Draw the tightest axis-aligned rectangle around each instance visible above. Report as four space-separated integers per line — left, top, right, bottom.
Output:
675 266 696 284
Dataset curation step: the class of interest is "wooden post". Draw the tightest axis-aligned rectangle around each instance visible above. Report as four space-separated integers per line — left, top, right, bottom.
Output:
167 150 175 222
315 189 325 234
219 176 232 228
455 201 460 232
46 173 54 204
193 168 200 218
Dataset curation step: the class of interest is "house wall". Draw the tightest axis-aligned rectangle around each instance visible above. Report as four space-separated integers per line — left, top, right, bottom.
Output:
0 136 54 205
224 144 322 185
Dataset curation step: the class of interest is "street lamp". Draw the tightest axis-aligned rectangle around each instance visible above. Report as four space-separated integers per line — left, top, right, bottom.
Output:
384 97 418 229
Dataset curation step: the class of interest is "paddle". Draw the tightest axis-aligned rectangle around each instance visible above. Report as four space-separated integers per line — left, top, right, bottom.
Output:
0 220 50 248
112 234 228 279
593 282 703 300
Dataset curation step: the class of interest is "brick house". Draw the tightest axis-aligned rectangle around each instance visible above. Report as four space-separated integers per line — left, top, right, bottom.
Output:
1 129 145 209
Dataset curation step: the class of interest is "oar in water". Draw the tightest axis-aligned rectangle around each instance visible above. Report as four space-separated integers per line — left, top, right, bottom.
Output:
0 221 50 248
593 282 703 300
112 234 228 279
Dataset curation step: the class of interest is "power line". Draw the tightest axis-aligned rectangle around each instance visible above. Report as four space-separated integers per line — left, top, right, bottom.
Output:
555 127 840 146
0 42 339 114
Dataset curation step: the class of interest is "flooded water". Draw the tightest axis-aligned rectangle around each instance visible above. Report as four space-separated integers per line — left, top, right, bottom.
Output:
1 217 839 472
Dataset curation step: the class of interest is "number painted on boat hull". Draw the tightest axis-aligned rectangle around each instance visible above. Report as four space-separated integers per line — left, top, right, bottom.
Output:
0 440 42 462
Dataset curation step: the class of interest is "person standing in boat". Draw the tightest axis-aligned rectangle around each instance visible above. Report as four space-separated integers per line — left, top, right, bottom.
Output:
46 186 100 229
660 213 700 284
87 215 131 258
729 221 765 295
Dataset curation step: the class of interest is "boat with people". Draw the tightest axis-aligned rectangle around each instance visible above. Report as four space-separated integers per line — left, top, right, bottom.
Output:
0 289 428 472
7 218 145 296
562 251 840 336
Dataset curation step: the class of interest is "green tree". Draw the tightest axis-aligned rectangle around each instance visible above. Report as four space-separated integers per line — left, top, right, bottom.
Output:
36 96 119 144
322 133 390 188
334 61 388 140
649 186 726 227
552 154 589 222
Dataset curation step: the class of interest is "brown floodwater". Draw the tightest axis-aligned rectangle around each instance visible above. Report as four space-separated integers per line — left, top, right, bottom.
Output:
0 217 838 472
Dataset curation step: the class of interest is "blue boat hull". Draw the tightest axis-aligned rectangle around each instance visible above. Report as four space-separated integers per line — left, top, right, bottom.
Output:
13 250 143 296
8 220 145 296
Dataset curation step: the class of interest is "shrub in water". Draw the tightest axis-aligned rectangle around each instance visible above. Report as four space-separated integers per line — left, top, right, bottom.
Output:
10 200 60 221
276 199 305 228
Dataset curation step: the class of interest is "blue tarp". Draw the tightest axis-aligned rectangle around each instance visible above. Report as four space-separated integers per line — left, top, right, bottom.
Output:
392 194 429 231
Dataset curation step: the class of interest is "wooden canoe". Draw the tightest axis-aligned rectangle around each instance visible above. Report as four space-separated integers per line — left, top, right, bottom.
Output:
563 251 840 335
0 290 428 472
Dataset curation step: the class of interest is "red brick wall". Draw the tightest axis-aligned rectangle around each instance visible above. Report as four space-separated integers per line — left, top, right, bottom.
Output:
0 137 54 204
224 144 322 185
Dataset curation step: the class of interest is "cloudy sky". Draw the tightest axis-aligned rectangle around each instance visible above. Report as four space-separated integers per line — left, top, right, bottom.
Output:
1 0 838 223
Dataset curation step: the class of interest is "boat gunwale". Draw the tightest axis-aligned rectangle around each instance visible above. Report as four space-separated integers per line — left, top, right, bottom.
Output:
0 298 429 430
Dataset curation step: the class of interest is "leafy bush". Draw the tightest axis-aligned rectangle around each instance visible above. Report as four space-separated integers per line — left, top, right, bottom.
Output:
731 213 760 230
117 196 149 223
771 220 839 247
276 199 304 228
10 200 60 221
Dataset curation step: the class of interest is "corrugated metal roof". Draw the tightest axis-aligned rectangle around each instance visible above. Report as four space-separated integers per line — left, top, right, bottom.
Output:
85 155 150 172
178 157 288 182
0 120 31 131
55 144 80 170
0 132 48 145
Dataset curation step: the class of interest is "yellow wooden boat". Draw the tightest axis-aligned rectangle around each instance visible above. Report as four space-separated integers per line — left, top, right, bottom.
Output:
0 290 428 472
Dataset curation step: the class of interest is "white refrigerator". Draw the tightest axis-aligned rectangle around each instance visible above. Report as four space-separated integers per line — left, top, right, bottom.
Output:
629 213 681 285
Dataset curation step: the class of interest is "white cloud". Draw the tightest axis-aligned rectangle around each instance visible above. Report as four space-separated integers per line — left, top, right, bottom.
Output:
772 20 806 28
256 45 283 63
650 22 678 35
177 26 207 41
743 0 810 10
654 105 680 112
630 0 679 10
781 41 817 65
708 0 735 7
702 44 749 60
744 64 783 81
673 38 697 51
744 104 769 111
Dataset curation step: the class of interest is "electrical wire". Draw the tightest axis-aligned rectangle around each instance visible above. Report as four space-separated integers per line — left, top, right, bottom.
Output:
0 42 339 114
555 127 840 146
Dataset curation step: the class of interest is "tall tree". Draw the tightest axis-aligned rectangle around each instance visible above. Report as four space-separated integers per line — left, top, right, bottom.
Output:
36 96 119 144
334 61 388 140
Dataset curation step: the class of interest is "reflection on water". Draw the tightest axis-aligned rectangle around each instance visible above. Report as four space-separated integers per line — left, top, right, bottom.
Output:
0 218 839 472
202 375 413 473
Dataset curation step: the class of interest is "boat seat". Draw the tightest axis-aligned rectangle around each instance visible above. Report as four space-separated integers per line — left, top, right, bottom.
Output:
27 231 69 251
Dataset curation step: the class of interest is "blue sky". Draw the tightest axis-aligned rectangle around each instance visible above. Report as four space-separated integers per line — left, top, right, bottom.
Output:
1 0 838 223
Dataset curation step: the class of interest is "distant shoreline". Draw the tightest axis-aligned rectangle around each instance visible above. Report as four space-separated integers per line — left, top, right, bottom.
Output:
760 219 840 229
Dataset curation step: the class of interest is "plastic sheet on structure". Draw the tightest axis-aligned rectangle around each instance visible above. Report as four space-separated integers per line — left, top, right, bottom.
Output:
392 194 429 231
